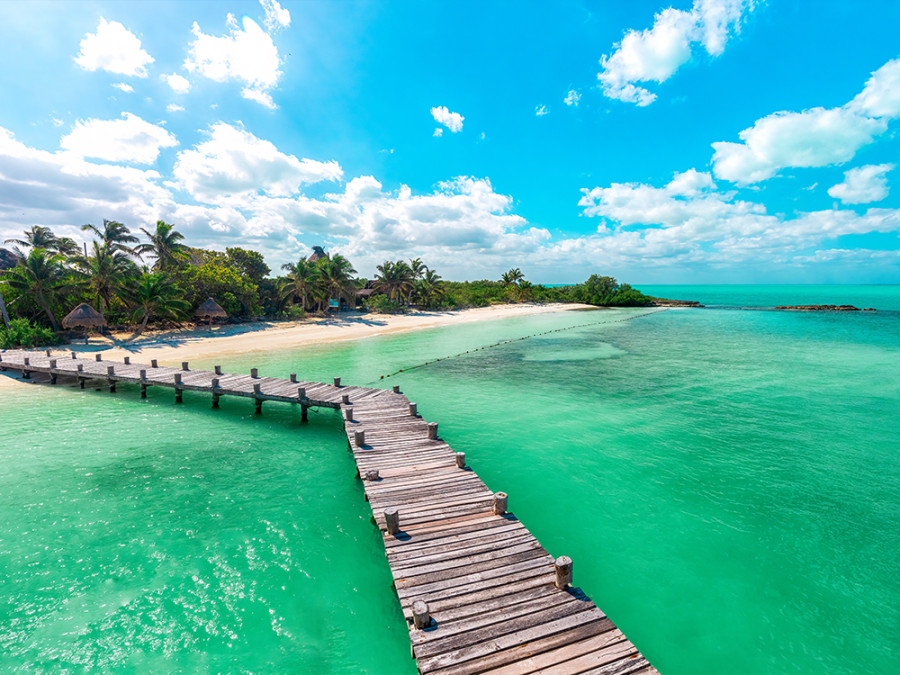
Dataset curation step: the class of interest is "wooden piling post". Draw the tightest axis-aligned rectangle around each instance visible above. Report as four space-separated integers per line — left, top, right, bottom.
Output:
354 429 366 447
344 407 354 422
342 393 350 405
182 361 189 371
301 405 309 421
392 385 400 394
49 359 57 385
334 377 341 387
22 357 30 379
409 402 417 416
151 359 158 368
412 601 431 629
211 377 219 408
76 363 85 389
214 365 222 375
251 368 258 378
253 383 262 414
384 507 400 535
95 354 102 362
107 365 116 392
555 556 573 589
427 422 438 439
71 351 77 359
124 356 130 365
174 373 183 403
456 452 466 469
365 469 379 481
290 373 297 383
493 491 508 515
298 386 306 399
45 348 52 356
139 369 147 398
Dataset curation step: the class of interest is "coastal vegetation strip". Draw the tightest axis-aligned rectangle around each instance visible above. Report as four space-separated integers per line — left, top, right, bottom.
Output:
1 349 657 675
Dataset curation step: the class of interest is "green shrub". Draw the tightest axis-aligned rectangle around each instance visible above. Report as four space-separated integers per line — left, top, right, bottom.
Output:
366 295 406 314
0 318 61 349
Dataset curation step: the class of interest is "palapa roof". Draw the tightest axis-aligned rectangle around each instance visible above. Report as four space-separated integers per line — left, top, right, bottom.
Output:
307 246 327 262
62 303 107 328
195 297 227 318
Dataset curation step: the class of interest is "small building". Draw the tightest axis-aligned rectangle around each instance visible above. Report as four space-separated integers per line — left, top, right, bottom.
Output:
307 246 327 263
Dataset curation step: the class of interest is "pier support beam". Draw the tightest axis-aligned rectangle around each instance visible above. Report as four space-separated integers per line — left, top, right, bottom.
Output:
49 359 57 385
555 556 573 590
22 357 30 379
174 373 183 403
211 378 220 408
139 370 147 398
254 383 262 414
107 365 116 393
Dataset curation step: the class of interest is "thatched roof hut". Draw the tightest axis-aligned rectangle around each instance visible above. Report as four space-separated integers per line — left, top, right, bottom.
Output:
62 303 107 329
307 245 327 263
195 297 227 330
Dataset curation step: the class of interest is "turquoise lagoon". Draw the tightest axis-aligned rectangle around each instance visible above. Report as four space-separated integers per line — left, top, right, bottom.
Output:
1 286 898 673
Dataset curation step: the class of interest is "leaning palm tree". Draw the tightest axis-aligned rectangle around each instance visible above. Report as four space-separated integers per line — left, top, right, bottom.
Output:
315 254 357 312
135 220 189 271
2 249 70 330
81 219 139 255
122 272 190 336
5 225 60 259
279 258 320 311
374 260 415 303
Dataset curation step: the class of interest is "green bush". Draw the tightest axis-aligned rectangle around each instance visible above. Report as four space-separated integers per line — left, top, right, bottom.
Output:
366 295 406 314
0 318 61 349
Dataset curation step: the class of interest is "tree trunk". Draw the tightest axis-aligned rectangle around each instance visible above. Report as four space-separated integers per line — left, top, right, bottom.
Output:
39 296 59 331
133 311 150 337
0 289 9 328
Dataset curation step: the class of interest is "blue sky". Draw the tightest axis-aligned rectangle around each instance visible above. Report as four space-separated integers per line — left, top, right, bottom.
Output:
1 0 899 283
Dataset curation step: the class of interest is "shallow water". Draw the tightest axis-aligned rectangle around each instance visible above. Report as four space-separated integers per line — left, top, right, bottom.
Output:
1 288 898 674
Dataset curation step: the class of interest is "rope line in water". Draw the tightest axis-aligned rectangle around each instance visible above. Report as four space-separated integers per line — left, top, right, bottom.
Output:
367 308 667 385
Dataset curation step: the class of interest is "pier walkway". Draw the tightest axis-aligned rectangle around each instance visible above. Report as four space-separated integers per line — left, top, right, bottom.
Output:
1 349 657 675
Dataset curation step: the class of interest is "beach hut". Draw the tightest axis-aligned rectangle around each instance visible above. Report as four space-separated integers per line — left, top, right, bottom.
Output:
62 303 107 343
195 297 227 331
307 245 327 263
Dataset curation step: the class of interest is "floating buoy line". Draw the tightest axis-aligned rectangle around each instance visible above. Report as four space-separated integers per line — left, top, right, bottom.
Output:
370 307 667 384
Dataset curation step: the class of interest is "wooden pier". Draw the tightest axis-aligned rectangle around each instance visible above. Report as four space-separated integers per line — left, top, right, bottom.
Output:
1 349 657 675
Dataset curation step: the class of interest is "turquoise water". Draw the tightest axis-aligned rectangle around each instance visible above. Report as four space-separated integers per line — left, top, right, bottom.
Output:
1 286 899 673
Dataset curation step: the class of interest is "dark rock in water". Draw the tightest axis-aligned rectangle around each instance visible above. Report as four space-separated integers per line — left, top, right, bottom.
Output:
650 297 703 307
0 247 17 270
775 304 873 312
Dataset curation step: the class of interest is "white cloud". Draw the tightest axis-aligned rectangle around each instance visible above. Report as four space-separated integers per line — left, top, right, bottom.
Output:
535 105 549 116
59 113 177 165
564 89 581 107
433 128 443 137
75 17 154 78
172 123 342 201
598 0 754 106
167 104 185 113
712 58 900 184
260 0 291 31
51 117 64 127
828 164 893 204
112 82 134 93
164 73 190 94
184 14 281 108
431 106 464 133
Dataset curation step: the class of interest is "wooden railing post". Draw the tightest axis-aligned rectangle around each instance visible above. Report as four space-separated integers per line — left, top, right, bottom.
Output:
493 492 507 515
354 429 366 447
456 452 466 469
384 507 400 535
392 385 400 394
427 422 438 440
555 556 573 589
409 403 417 416
334 377 341 387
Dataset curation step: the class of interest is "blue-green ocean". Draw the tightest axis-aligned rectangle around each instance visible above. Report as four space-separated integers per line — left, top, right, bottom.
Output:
1 285 898 674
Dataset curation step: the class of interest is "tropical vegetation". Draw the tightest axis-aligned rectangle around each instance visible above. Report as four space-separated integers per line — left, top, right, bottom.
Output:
0 220 654 346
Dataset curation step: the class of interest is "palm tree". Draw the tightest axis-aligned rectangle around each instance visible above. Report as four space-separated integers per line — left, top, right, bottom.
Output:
53 237 82 258
2 249 70 330
123 272 190 336
82 219 139 255
501 268 525 287
415 268 445 308
75 241 136 311
5 225 63 260
136 220 189 271
315 254 357 312
279 258 319 311
374 260 415 303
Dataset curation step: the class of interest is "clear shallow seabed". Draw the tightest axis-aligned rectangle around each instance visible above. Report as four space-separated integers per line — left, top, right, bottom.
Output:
1 285 898 674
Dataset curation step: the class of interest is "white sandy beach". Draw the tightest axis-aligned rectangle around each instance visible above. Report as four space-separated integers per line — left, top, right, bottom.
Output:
0 303 594 389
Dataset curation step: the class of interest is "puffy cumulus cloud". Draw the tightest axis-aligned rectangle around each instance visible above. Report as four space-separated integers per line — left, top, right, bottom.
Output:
184 15 281 108
828 164 893 204
172 123 342 201
598 0 754 106
564 89 581 107
431 106 464 133
112 82 134 93
75 17 154 77
164 73 190 94
573 169 900 268
260 0 291 31
59 113 177 165
712 58 900 184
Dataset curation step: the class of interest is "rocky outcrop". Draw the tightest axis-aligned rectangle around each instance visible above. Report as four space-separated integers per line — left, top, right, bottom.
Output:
775 304 876 312
650 297 703 307
0 248 17 270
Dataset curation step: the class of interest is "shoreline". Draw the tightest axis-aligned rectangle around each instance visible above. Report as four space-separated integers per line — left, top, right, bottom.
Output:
0 303 595 388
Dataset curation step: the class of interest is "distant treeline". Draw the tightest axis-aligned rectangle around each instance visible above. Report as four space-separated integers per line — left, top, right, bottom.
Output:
0 222 653 346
